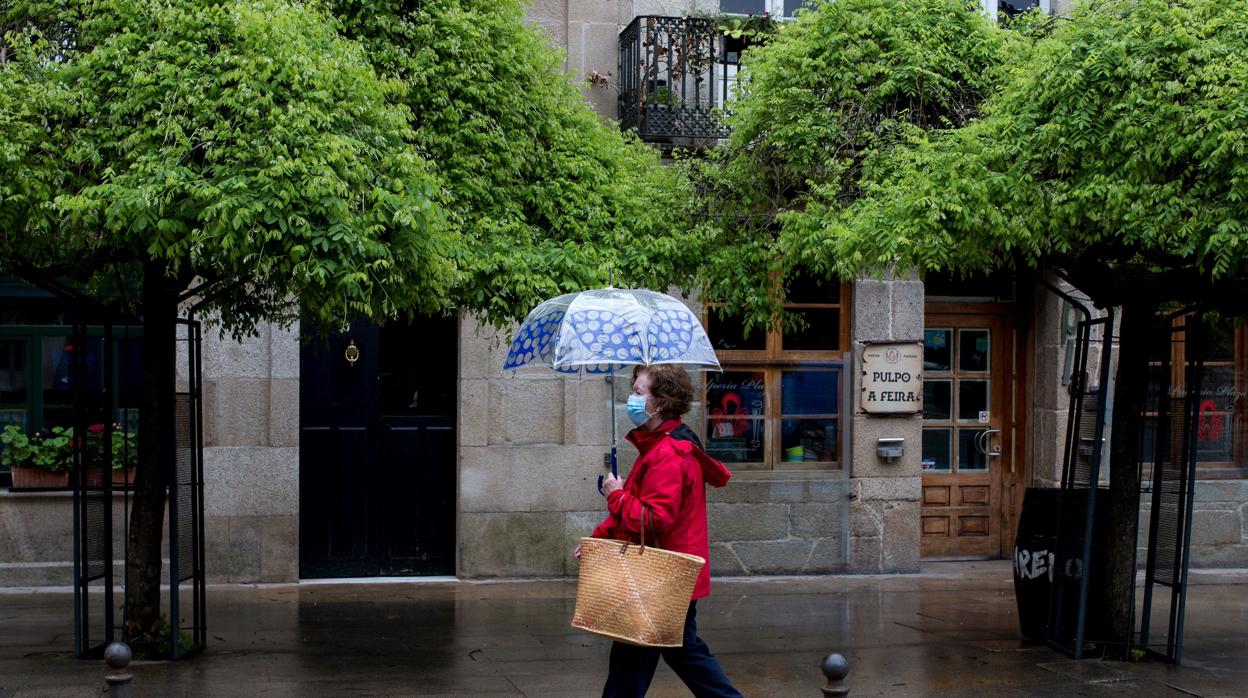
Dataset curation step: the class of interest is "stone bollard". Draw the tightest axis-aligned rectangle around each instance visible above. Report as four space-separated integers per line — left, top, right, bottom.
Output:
821 652 849 697
103 641 133 698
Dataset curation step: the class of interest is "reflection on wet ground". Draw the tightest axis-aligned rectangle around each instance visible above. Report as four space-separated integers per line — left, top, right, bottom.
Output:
1 561 1245 697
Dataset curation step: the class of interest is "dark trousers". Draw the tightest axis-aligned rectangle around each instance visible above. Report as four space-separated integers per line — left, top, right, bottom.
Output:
602 601 742 698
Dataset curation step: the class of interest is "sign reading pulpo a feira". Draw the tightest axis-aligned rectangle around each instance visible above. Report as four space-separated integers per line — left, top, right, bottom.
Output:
860 341 923 414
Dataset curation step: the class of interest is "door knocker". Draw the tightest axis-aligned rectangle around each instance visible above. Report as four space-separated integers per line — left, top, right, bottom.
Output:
344 340 360 367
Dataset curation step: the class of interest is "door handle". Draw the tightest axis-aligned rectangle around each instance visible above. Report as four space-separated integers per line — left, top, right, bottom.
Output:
977 429 1002 457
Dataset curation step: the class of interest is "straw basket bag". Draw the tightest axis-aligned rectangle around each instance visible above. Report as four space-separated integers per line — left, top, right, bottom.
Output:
571 508 706 647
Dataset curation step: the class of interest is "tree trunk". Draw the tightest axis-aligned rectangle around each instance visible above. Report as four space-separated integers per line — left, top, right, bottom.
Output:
1102 302 1153 657
124 262 180 640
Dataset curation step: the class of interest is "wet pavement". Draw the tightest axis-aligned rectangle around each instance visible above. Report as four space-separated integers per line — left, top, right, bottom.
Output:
1 561 1246 697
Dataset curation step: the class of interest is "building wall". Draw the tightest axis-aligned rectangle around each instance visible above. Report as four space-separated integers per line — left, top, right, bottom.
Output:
199 321 300 583
455 313 863 579
525 0 719 118
847 270 923 573
455 265 924 579
0 492 126 586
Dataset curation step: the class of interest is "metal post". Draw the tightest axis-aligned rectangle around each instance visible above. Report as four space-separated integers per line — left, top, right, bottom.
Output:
821 653 849 697
104 642 133 698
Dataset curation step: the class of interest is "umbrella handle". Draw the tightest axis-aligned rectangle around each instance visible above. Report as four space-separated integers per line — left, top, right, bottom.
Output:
597 448 619 495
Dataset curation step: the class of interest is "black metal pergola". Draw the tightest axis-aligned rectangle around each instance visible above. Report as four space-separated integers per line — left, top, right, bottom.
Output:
1 272 206 660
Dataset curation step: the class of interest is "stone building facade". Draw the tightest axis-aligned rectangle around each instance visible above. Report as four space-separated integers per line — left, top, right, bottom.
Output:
1 0 1246 588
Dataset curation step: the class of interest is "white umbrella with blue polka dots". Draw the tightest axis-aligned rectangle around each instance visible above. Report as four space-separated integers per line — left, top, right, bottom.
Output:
502 287 721 490
501 287 720 375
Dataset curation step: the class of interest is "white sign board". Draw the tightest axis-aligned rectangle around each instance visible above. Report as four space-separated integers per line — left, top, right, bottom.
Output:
860 341 923 414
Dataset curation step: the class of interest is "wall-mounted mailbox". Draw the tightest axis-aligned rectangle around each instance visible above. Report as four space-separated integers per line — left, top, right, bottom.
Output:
877 437 905 463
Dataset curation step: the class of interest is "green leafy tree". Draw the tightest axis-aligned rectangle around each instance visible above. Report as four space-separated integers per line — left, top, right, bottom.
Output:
331 0 695 325
1 0 451 640
683 0 1014 328
799 0 1248 651
3 0 686 643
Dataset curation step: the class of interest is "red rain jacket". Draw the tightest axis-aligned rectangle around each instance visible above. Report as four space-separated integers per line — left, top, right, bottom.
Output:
591 418 733 600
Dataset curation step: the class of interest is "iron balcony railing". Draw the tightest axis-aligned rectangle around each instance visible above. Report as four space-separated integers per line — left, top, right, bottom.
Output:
618 16 744 144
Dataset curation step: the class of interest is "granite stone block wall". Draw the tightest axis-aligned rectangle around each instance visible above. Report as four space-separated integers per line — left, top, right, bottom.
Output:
847 270 923 573
1136 481 1248 568
0 493 130 586
200 320 300 583
456 295 856 579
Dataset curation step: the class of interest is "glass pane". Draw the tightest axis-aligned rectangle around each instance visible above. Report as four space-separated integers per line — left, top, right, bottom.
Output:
707 419 764 463
958 329 990 372
781 369 839 415
1144 364 1166 410
784 0 812 15
0 338 29 473
958 380 990 422
1201 366 1237 412
999 0 1039 19
781 418 837 463
958 429 989 472
116 337 144 409
42 335 105 429
924 329 952 372
708 311 765 351
706 371 766 463
1196 408 1233 462
1140 416 1156 465
782 308 840 351
0 338 29 422
922 428 951 472
721 0 766 12
923 379 952 420
784 269 839 304
1201 317 1235 359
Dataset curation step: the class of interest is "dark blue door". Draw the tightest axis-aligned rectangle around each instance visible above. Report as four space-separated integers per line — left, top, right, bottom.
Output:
299 316 457 578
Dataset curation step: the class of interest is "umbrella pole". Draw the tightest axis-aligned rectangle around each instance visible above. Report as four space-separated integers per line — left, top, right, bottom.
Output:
608 372 618 476
599 372 618 495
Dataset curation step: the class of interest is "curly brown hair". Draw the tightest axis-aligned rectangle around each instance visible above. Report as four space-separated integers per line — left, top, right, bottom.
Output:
633 364 694 418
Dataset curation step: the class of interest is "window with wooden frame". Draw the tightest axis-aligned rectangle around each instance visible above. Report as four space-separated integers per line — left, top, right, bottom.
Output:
1142 315 1247 480
702 277 851 470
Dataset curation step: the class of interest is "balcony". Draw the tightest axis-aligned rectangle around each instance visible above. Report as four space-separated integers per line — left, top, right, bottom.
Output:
617 16 744 145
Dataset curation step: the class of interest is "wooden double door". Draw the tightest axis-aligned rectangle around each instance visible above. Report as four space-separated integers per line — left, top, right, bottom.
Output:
921 309 1024 559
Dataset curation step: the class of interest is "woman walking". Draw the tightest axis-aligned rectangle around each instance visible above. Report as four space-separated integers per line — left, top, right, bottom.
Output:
588 364 743 698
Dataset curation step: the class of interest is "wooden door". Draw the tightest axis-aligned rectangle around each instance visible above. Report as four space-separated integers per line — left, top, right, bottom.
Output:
920 313 1012 559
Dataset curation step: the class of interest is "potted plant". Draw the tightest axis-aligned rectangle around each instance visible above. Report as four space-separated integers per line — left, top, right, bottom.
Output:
2 424 71 489
108 424 138 485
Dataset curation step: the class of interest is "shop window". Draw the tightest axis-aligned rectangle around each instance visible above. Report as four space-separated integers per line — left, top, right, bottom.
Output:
1143 316 1247 480
704 278 850 470
0 327 141 486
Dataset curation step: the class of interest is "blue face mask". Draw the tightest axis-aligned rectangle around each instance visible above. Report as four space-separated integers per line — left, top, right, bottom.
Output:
626 394 654 427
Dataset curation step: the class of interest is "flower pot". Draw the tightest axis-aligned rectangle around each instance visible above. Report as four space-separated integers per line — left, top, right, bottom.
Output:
112 467 136 486
10 466 69 489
